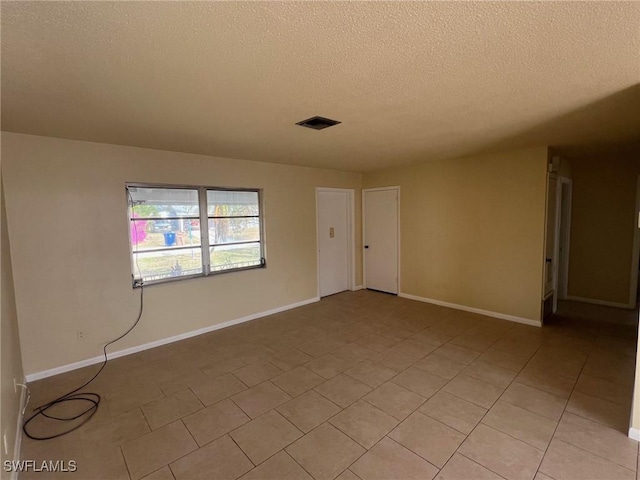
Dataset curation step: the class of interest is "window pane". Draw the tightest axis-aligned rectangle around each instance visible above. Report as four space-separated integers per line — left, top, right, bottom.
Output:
133 248 203 282
210 243 261 272
208 218 260 245
207 190 259 217
129 187 199 218
131 219 201 251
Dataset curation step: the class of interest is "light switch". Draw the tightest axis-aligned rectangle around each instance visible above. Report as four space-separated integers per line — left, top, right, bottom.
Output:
329 227 335 238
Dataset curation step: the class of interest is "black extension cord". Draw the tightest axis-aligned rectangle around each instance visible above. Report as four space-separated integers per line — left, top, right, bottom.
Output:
22 284 144 440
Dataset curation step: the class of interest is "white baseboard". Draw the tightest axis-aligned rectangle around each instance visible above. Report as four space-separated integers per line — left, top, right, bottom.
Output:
565 295 632 309
352 285 364 291
628 427 640 441
399 292 541 327
25 296 320 382
10 379 28 480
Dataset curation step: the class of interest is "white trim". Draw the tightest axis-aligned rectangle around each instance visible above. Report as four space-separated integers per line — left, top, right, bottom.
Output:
25 296 319 382
399 292 542 327
10 378 28 480
316 188 356 298
629 175 640 308
352 285 364 291
362 186 400 294
565 295 632 310
628 427 640 441
557 178 573 300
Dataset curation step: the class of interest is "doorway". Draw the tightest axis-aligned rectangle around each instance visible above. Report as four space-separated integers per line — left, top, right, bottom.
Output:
363 187 399 294
630 175 640 307
316 188 355 297
544 175 573 317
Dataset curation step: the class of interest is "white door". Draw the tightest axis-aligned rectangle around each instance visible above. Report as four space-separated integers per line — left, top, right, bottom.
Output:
317 190 349 297
364 188 399 294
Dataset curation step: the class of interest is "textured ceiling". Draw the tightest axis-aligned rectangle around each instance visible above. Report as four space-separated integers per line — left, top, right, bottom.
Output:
2 1 639 171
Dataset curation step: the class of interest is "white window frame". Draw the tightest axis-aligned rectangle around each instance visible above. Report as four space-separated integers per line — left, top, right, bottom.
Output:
127 183 266 287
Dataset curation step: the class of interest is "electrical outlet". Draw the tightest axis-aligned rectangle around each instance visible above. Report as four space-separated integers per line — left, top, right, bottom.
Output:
76 330 85 341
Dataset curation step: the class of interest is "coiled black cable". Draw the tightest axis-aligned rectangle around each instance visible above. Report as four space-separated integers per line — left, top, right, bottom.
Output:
22 285 144 440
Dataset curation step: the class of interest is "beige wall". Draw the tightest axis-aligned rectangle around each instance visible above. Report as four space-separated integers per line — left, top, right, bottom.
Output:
363 147 549 323
1 133 362 376
567 154 640 306
1 175 25 470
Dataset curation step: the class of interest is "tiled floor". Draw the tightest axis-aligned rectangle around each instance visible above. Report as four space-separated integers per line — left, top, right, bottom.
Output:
21 291 639 480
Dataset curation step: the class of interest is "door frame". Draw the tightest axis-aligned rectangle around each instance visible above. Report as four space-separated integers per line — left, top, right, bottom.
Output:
362 186 401 294
629 175 640 308
316 187 356 298
556 177 573 302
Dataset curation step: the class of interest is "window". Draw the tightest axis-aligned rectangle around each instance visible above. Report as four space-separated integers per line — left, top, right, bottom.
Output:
127 184 265 286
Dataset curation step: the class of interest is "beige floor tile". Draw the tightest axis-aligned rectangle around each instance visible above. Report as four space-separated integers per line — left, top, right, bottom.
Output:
540 438 635 480
159 369 211 396
363 382 426 420
305 353 355 379
315 374 372 408
231 381 291 418
449 334 496 352
379 326 415 342
79 407 151 448
233 360 284 387
373 348 421 372
141 389 203 430
419 391 487 435
201 357 246 379
411 329 455 348
268 349 314 372
391 366 448 398
500 382 567 422
434 344 481 365
566 391 631 431
182 398 250 446
271 366 325 397
443 375 503 409
463 361 517 388
516 366 576 399
458 424 542 480
141 466 175 480
351 436 439 480
329 400 399 448
286 423 366 480
106 382 165 416
334 343 377 363
414 353 467 380
277 390 341 433
336 470 361 480
574 374 633 406
170 434 254 480
482 401 556 450
345 361 397 388
355 333 398 352
389 412 465 468
437 453 505 480
533 473 554 480
555 412 638 471
190 373 248 406
239 451 313 480
477 349 530 372
122 420 198 480
230 410 302 464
